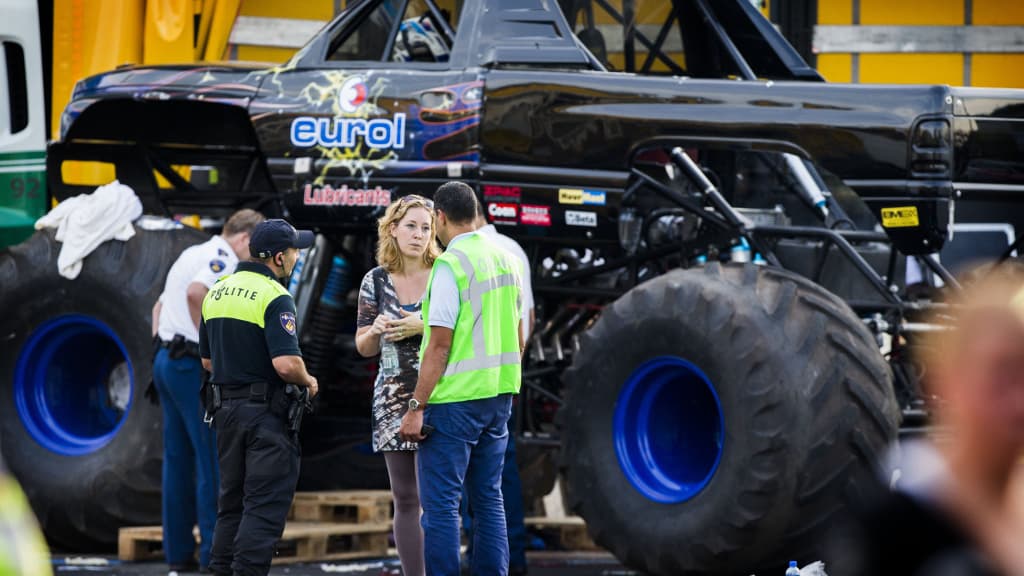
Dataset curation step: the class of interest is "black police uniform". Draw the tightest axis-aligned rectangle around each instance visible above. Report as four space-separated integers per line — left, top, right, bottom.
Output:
199 260 303 576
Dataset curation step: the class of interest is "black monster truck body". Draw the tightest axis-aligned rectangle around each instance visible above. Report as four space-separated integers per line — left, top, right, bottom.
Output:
6 0 1024 573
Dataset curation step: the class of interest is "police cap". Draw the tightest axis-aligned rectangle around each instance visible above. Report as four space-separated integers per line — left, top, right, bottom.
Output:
249 219 315 259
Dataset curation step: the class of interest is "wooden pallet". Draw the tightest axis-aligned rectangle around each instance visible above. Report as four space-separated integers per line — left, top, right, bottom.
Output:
274 521 391 564
525 516 600 551
289 490 393 524
118 522 392 564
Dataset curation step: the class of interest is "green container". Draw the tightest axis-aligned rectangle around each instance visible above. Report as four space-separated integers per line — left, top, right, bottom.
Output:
0 150 46 248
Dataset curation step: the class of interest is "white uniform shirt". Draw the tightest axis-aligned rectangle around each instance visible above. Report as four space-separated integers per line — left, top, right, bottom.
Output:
157 235 237 343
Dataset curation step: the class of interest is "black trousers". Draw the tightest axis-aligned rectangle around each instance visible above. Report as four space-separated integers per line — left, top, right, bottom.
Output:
208 397 300 576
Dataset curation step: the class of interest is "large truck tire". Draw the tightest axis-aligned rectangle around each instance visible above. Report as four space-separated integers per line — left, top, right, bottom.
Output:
562 263 899 575
0 226 208 550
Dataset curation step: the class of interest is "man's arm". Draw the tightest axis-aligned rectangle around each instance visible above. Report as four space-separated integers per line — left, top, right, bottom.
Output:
271 355 319 397
186 282 209 332
411 327 453 406
151 300 162 338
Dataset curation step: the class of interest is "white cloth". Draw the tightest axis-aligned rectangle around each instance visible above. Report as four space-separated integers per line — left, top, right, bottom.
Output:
157 235 238 343
478 224 534 337
34 180 143 279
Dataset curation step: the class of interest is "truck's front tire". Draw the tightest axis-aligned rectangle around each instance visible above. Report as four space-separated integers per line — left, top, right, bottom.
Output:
0 226 207 550
562 263 899 575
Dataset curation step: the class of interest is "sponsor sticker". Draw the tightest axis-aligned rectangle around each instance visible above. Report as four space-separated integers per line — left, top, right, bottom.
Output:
290 114 406 149
280 312 297 335
337 75 368 113
520 204 551 226
303 184 391 207
488 202 518 224
209 259 226 273
565 210 598 227
558 188 606 206
483 185 522 199
880 206 919 228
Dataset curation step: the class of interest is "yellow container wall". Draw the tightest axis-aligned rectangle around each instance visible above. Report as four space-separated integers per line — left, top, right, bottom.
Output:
818 0 1024 87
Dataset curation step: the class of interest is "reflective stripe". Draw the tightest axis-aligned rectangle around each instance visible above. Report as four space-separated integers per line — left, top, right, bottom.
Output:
445 247 521 378
444 351 521 376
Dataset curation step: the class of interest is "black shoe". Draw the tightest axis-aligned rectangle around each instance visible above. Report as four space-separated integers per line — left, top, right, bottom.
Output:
168 561 199 573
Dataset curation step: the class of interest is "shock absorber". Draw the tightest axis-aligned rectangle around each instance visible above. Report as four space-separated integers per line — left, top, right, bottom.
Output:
302 255 350 381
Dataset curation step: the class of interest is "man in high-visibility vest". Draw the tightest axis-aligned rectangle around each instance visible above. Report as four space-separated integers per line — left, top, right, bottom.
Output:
400 181 524 576
0 458 52 576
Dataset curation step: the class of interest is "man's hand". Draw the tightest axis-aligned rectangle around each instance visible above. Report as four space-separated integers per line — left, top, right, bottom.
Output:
307 375 319 398
399 409 426 442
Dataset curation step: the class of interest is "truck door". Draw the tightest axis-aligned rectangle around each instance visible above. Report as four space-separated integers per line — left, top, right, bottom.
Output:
0 0 47 247
250 0 480 227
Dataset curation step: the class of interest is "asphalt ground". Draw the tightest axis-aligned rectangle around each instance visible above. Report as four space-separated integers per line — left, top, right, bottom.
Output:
52 552 637 576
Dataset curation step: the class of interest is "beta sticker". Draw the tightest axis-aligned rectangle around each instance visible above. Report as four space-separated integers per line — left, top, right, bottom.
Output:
880 206 919 228
520 205 551 226
488 203 518 224
280 312 297 336
565 210 597 227
558 188 606 206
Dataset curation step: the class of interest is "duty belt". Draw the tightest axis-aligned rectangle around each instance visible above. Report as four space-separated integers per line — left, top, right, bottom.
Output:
160 334 200 359
219 381 271 402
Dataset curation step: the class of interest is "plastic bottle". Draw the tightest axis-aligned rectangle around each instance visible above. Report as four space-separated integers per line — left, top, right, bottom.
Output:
786 560 801 576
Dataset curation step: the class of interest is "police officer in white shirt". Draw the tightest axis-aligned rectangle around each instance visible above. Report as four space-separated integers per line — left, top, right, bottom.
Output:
149 209 264 573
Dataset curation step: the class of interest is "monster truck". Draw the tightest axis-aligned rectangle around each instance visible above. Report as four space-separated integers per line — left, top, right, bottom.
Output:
4 0 1024 572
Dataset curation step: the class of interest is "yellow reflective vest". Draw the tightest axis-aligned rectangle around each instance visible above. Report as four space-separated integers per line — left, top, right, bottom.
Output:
0 471 53 576
421 233 522 404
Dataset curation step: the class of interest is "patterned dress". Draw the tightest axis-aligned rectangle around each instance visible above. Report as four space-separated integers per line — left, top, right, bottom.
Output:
357 266 422 452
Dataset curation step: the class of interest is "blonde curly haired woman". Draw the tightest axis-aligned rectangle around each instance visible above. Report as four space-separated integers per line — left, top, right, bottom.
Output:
355 194 439 576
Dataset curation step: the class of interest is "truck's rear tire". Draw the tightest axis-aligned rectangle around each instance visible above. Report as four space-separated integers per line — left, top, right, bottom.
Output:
562 263 899 575
0 226 208 550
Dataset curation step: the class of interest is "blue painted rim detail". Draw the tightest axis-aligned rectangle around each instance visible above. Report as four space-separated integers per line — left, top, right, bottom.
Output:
613 356 725 504
14 314 134 456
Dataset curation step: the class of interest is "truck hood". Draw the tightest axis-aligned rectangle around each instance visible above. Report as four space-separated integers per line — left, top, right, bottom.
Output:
72 62 270 102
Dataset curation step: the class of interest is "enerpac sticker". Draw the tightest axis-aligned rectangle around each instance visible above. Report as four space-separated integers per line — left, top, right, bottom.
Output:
520 205 551 226
483 185 522 199
303 184 391 207
558 188 606 206
338 75 368 113
280 312 297 335
880 206 919 228
488 203 518 224
565 210 597 227
209 259 226 273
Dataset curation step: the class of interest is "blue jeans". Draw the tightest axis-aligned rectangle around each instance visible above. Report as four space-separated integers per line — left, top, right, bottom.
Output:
153 349 219 567
462 404 528 571
419 394 513 576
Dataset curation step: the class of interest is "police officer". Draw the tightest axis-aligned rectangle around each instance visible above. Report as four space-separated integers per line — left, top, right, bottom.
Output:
199 219 319 576
400 181 524 576
151 208 263 573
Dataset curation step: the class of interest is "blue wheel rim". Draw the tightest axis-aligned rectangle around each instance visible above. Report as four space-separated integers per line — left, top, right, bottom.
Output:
613 356 725 504
14 314 134 455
